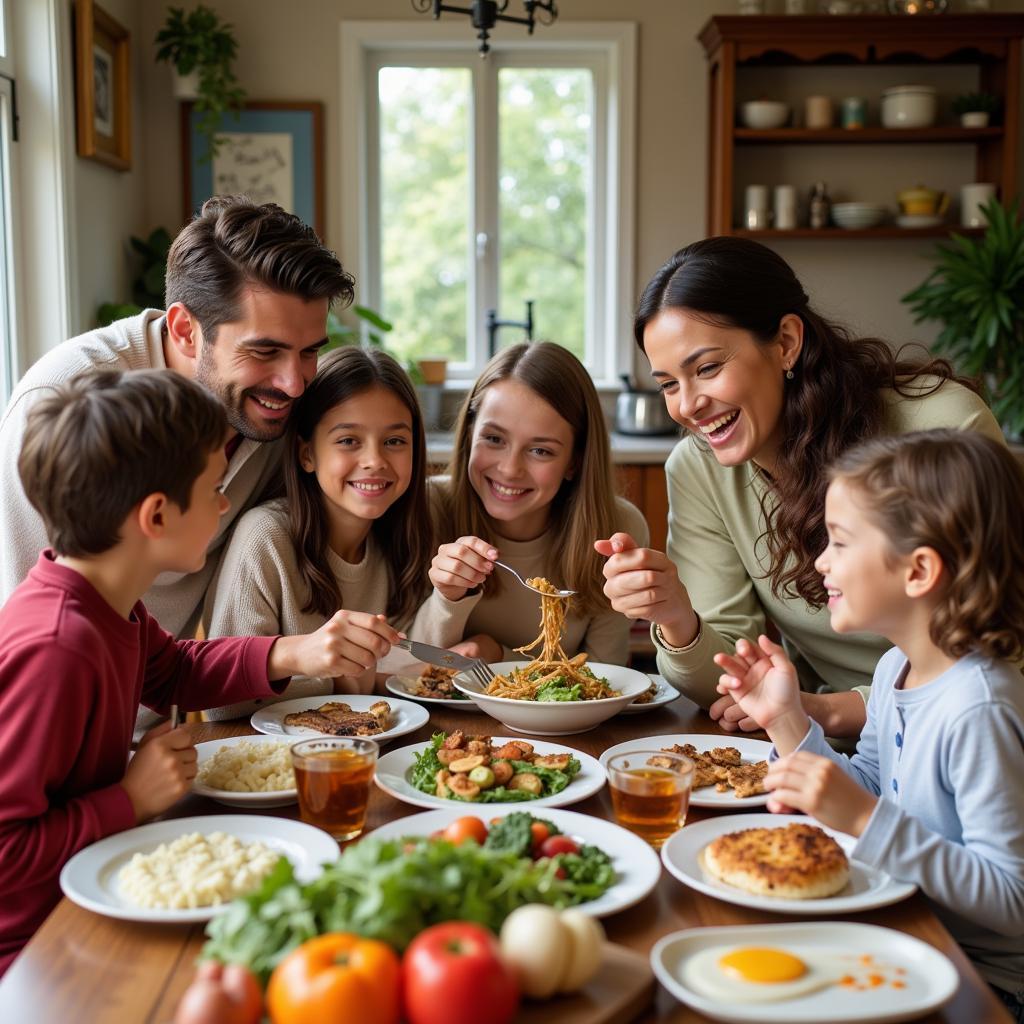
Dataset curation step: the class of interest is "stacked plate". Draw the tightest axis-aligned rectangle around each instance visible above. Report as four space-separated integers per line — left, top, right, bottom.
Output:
831 203 888 229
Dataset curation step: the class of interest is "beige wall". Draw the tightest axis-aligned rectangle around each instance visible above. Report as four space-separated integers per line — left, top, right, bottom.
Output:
124 0 1023 366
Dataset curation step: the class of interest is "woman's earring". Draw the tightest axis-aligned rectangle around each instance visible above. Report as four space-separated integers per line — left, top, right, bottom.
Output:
785 367 795 380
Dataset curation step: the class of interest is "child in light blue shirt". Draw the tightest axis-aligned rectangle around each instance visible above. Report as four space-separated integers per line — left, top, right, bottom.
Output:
715 430 1024 1018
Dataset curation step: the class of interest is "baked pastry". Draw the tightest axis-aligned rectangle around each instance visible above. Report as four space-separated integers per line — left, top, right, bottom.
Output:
703 822 850 899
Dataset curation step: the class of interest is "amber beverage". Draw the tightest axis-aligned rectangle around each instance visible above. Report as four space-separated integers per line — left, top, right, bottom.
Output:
607 751 694 848
291 738 378 841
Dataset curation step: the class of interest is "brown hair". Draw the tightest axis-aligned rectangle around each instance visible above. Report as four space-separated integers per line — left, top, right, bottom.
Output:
443 342 617 615
284 346 432 625
165 195 355 342
18 369 227 556
634 237 981 608
830 430 1024 662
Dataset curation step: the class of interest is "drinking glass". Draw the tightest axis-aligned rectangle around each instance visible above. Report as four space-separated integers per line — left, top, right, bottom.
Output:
291 737 378 841
607 751 694 849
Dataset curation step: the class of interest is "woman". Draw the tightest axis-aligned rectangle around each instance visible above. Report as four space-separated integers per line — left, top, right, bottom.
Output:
597 237 1003 737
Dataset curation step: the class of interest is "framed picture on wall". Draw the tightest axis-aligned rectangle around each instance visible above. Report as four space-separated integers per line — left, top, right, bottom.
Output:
73 0 131 170
181 101 325 238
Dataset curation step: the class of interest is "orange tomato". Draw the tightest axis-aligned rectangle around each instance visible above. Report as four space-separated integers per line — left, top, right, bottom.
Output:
442 816 488 846
267 933 400 1024
530 822 550 846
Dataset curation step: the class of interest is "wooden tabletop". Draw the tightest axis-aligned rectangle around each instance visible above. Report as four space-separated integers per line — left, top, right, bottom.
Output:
0 692 1010 1024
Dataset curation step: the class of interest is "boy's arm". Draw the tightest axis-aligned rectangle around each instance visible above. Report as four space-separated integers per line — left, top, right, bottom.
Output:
0 646 136 892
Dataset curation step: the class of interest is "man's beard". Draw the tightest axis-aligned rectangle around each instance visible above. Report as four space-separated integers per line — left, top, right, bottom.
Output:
196 349 292 443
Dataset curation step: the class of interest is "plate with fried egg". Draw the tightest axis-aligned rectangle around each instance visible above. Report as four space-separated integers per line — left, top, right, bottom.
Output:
651 921 959 1023
661 813 917 915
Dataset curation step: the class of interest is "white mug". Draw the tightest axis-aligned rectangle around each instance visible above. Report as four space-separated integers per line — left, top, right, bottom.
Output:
960 183 996 227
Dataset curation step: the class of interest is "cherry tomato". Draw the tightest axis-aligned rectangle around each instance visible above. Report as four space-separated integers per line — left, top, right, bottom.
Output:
402 922 519 1024
442 816 489 846
528 821 551 854
538 834 581 859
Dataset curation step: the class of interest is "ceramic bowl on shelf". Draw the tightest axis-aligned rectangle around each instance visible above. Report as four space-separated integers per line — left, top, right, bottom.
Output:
831 202 888 229
739 100 789 130
881 85 937 129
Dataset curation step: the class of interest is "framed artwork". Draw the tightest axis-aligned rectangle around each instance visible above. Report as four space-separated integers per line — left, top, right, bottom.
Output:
73 0 131 170
181 101 325 238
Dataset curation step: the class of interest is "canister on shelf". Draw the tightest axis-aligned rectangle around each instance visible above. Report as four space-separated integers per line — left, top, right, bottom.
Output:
774 185 798 230
745 184 770 229
841 96 866 129
809 181 831 229
805 95 834 129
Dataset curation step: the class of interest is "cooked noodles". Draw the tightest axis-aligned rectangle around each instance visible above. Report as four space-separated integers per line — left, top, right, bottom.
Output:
483 577 615 701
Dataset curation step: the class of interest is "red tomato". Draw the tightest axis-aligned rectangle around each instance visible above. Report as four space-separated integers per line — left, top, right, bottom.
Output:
538 834 580 859
175 961 262 1024
402 922 519 1024
442 816 489 846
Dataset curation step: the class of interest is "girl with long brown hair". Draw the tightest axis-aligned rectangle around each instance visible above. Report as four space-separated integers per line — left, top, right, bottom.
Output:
204 346 434 716
416 342 647 665
598 237 1003 736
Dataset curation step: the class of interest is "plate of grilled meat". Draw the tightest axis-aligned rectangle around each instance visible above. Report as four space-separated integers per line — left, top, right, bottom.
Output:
250 694 429 745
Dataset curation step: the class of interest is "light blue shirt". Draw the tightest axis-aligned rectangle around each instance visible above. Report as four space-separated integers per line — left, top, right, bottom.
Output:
791 647 1024 995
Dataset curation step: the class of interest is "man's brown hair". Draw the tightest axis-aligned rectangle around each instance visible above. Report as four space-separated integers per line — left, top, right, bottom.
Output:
831 429 1024 663
164 195 355 341
18 370 228 557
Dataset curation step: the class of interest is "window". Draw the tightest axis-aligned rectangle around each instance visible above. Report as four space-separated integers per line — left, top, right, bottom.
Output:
342 22 636 387
0 0 16 404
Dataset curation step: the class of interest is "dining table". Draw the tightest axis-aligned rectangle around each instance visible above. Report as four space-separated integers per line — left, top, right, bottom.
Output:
0 685 1011 1024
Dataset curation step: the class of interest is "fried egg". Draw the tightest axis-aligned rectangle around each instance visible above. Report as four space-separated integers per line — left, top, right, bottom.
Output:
682 944 848 1004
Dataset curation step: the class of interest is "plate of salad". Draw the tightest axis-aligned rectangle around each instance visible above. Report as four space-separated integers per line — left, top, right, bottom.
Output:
375 731 606 810
200 809 658 983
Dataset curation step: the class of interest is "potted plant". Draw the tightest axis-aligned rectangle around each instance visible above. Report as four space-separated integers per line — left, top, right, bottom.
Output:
154 5 246 158
902 197 1024 440
951 91 1000 128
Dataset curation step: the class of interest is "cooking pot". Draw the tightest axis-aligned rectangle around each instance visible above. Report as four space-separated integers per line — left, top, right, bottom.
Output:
615 375 678 436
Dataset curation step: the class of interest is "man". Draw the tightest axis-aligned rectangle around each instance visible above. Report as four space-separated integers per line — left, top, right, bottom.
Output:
0 195 355 637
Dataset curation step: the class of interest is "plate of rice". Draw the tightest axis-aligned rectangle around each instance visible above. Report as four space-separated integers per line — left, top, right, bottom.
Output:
193 734 298 808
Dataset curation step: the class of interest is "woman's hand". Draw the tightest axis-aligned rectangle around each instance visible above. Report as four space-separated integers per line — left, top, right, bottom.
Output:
713 635 809 752
594 533 698 643
270 611 400 680
450 633 503 664
429 536 497 602
765 751 878 837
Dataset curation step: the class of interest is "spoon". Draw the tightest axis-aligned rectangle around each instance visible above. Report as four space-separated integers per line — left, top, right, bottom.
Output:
493 560 576 598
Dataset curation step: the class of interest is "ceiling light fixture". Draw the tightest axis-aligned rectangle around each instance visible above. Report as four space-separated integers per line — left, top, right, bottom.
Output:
411 1 559 56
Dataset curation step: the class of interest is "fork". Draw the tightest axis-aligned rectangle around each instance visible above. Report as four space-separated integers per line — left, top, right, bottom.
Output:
492 560 576 598
467 659 496 687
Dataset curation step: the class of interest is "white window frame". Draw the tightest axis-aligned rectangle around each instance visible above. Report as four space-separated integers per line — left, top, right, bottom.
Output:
340 20 636 389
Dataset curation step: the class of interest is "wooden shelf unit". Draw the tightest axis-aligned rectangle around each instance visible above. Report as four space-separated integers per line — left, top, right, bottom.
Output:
698 13 1024 238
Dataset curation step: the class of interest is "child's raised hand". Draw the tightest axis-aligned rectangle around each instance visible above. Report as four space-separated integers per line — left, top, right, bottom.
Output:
713 636 807 748
429 536 498 602
122 721 197 822
271 611 401 680
594 532 693 632
765 751 878 837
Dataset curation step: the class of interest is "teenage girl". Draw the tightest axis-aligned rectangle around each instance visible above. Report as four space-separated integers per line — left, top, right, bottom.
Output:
204 346 434 717
416 342 648 665
715 429 1024 1018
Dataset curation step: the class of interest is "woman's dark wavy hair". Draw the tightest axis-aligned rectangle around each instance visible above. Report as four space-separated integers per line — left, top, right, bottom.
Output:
634 237 980 608
831 430 1024 663
284 347 432 625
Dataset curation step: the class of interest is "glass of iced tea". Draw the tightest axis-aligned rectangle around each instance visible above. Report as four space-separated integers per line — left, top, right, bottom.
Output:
291 737 378 841
606 750 694 848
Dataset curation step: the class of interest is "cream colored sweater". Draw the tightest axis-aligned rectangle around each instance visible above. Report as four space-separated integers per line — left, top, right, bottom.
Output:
413 489 649 666
653 380 1005 707
204 498 431 718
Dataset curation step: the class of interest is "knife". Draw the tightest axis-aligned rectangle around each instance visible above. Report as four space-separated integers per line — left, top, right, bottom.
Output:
395 638 485 673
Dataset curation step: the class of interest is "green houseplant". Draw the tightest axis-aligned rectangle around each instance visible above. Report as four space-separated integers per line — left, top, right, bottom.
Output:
154 5 246 158
96 227 173 327
951 91 1000 128
902 197 1024 439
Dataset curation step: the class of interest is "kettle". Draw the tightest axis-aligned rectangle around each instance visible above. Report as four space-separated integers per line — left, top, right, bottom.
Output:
614 374 678 436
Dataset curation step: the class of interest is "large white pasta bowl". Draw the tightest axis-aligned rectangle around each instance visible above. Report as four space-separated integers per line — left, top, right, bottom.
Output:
454 662 652 735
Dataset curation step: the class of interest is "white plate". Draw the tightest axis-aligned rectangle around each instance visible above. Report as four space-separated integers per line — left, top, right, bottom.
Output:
662 814 916 915
385 673 483 711
454 662 652 735
651 922 958 1023
59 814 338 924
251 693 429 745
368 804 660 917
374 736 606 810
192 734 298 808
600 734 772 809
619 675 681 715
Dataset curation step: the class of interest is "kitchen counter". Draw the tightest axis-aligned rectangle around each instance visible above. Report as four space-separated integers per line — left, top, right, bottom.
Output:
426 430 682 466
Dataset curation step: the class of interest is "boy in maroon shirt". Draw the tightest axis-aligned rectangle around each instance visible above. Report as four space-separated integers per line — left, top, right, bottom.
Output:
0 369 400 975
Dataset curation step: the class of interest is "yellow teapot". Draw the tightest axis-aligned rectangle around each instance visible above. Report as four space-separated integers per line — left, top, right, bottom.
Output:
897 185 949 217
